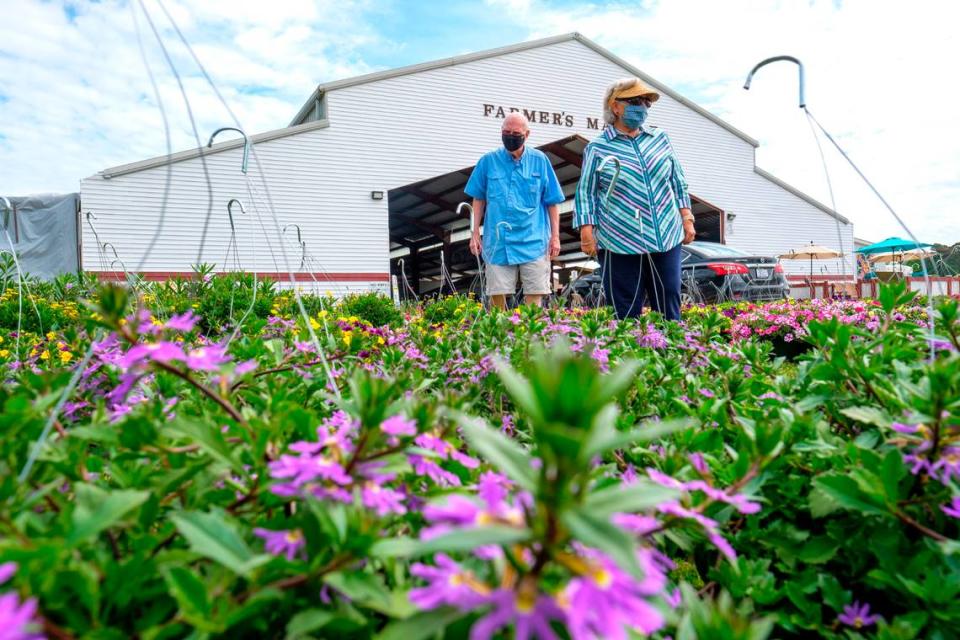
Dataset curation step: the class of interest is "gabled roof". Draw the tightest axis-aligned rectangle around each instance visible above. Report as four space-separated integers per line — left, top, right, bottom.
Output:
290 32 759 148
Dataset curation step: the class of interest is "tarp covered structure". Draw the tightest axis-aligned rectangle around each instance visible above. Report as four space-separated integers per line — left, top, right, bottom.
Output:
1 193 80 280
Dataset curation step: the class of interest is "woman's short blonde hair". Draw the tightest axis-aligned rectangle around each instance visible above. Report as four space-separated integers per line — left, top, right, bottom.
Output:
602 77 660 124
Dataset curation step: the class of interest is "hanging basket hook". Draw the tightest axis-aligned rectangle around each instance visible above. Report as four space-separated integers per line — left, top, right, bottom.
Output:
207 127 251 174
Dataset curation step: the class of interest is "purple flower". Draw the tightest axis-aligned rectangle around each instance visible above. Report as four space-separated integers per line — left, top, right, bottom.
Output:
185 344 231 371
268 452 351 493
891 422 920 434
165 310 198 332
838 601 881 628
119 341 186 369
253 528 305 561
941 496 960 519
409 455 461 487
471 589 566 640
381 415 417 437
931 447 960 484
361 482 407 516
688 453 709 474
562 549 668 639
0 563 16 584
698 388 715 399
0 563 44 640
409 554 490 611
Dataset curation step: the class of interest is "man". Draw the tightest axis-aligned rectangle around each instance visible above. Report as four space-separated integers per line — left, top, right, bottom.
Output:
466 112 564 309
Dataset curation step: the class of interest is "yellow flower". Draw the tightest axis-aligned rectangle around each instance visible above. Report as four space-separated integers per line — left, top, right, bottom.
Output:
60 351 73 364
0 349 7 358
342 331 353 346
309 318 320 330
318 309 329 318
46 331 56 341
377 336 385 345
29 349 37 357
0 335 3 344
348 316 359 323
40 351 50 361
57 341 66 349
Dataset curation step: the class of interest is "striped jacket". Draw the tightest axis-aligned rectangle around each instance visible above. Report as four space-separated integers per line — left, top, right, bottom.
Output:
574 124 691 254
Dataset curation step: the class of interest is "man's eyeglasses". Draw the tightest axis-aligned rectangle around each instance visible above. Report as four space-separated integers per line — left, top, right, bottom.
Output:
616 96 652 107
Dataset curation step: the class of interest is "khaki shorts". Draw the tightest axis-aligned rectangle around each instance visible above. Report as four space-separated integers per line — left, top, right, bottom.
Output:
486 254 551 296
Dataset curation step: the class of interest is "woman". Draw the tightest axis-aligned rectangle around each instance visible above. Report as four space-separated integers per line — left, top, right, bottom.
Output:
574 77 696 321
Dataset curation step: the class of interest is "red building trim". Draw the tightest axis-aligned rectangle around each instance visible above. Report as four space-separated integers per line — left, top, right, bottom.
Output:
94 271 390 282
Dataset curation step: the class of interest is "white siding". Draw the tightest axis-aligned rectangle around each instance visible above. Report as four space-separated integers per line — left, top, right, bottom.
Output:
81 37 854 289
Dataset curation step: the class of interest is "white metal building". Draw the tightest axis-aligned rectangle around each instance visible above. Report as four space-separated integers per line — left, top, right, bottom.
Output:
80 33 854 295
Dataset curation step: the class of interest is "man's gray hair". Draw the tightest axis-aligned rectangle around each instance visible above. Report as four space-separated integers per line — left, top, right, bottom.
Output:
602 78 641 125
502 111 530 132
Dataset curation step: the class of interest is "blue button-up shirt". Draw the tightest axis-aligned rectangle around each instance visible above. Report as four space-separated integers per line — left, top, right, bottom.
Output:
465 147 565 266
574 125 691 255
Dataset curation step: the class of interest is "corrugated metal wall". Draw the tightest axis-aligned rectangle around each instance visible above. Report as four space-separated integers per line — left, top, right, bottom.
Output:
80 38 854 289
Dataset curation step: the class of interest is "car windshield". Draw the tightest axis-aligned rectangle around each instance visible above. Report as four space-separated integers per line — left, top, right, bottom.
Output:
689 242 752 258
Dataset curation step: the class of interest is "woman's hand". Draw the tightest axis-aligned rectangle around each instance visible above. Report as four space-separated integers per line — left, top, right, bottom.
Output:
683 219 696 244
580 225 597 257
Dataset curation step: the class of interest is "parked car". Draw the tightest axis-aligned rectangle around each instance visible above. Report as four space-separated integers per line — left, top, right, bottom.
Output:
563 241 789 307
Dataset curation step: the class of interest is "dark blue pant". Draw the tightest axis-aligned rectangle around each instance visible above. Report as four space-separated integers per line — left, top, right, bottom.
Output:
599 244 682 321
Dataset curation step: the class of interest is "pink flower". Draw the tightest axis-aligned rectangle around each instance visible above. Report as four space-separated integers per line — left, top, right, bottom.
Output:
165 310 198 332
361 482 407 516
0 563 43 640
381 415 417 437
409 455 461 487
185 344 231 371
119 341 186 369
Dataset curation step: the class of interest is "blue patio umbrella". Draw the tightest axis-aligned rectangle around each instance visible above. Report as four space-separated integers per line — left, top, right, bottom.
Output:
855 237 932 255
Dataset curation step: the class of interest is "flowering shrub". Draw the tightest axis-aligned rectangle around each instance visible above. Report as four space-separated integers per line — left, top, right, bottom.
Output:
0 278 957 639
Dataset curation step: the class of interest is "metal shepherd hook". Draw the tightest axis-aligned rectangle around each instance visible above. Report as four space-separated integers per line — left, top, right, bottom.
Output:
207 127 250 174
743 56 806 108
283 223 307 271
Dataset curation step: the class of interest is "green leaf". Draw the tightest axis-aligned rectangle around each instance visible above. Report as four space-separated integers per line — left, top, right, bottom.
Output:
560 507 641 578
840 406 890 428
68 484 150 545
812 475 888 517
324 572 415 617
285 608 334 639
457 414 536 490
375 607 465 640
795 537 840 564
162 566 220 632
880 449 907 500
582 480 680 517
170 510 270 576
583 418 692 459
166 417 246 476
370 537 419 559
414 525 531 556
493 359 542 423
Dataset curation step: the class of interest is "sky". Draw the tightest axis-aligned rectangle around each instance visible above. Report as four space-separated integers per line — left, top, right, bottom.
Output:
1 0 958 245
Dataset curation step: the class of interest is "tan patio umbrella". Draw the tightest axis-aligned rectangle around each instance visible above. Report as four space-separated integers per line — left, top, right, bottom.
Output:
870 247 936 263
779 242 842 279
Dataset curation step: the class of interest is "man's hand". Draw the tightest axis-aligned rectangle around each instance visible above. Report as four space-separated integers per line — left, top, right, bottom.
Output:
580 225 597 257
549 234 561 259
682 219 696 245
469 230 482 256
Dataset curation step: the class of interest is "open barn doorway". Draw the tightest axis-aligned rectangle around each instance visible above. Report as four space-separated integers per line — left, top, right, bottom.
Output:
387 136 726 301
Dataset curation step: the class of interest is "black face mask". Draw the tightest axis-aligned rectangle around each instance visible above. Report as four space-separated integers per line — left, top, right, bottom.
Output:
502 132 525 152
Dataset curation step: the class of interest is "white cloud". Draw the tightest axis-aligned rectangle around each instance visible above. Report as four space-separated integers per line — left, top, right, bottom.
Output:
0 0 382 193
488 0 960 245
2 0 958 247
